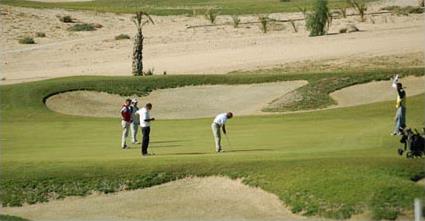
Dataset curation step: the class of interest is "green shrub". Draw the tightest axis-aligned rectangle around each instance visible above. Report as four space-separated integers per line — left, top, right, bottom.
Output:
35 32 46 37
67 23 97 32
205 8 219 24
231 15 241 28
115 34 130 40
306 0 331 37
59 15 74 23
18 36 35 44
258 15 269 33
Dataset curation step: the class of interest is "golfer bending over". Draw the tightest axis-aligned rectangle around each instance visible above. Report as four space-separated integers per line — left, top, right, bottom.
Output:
211 112 233 153
136 103 155 156
391 75 407 136
130 99 140 144
120 98 132 149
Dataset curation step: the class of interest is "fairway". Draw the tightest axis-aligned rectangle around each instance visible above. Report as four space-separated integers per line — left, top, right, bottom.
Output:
1 69 424 220
0 0 376 15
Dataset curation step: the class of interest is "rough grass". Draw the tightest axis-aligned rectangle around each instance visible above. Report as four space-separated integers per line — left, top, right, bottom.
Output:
1 68 424 220
0 0 377 15
0 215 30 221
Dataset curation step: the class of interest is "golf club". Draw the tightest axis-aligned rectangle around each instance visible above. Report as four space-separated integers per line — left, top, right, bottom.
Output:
224 133 233 152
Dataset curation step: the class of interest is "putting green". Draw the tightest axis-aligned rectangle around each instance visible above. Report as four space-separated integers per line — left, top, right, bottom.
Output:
0 70 424 220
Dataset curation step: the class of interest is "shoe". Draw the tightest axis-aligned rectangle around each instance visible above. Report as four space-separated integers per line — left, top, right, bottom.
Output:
216 149 224 153
390 132 397 136
122 145 128 149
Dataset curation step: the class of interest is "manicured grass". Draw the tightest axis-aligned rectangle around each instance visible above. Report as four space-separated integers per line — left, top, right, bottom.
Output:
0 69 424 220
0 0 376 15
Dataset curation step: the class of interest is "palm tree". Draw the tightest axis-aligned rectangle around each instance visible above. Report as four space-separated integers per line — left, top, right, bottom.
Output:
132 11 154 76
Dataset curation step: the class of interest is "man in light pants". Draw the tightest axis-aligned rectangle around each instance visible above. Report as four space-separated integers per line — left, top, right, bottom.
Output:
130 99 140 144
211 112 233 153
120 98 132 149
391 75 407 136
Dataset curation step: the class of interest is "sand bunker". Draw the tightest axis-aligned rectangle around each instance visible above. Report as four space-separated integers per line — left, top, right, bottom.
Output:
330 76 425 108
46 81 307 119
0 176 303 221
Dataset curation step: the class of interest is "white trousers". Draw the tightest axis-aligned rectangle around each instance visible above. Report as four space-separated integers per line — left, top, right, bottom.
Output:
130 122 139 143
211 123 221 152
121 120 130 147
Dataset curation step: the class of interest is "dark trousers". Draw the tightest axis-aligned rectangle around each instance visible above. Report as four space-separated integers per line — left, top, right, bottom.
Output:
141 126 150 155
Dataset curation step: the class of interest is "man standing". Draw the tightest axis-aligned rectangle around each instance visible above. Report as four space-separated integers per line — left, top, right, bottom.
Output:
130 99 140 144
136 103 155 156
391 75 407 136
211 112 233 153
120 98 132 149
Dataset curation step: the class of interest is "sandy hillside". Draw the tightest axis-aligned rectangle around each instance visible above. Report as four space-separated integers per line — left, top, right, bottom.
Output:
0 176 304 221
1 0 424 85
331 76 425 107
46 81 307 119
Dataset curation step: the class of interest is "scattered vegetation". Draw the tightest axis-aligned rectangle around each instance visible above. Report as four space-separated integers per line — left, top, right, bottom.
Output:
115 34 130 40
258 15 270 33
231 15 241 28
347 0 368 22
35 32 46 37
381 5 424 15
67 23 97 32
306 0 331 37
144 68 155 75
0 214 31 221
18 36 35 44
132 11 154 76
205 8 219 24
58 15 74 23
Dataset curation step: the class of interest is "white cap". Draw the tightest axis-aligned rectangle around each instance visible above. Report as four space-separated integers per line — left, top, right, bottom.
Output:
131 98 138 103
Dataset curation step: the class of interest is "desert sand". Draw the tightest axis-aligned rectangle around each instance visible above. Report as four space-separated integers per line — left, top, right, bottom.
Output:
1 0 424 85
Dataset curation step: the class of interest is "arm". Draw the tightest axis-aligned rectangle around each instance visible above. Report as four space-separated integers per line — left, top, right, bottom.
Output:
222 124 226 134
143 111 155 122
391 74 399 89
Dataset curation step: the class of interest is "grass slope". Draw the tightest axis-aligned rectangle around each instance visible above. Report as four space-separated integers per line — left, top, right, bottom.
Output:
0 0 376 15
1 69 424 220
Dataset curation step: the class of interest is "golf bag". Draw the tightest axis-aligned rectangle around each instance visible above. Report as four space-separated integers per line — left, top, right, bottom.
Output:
397 128 425 159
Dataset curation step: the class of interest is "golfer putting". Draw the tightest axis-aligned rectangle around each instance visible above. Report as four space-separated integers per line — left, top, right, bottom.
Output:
211 112 233 153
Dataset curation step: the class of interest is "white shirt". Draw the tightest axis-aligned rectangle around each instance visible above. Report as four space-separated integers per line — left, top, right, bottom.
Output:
136 107 151 128
213 113 228 126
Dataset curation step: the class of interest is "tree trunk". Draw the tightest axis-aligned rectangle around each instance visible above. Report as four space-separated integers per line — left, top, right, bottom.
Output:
132 28 144 76
419 0 425 7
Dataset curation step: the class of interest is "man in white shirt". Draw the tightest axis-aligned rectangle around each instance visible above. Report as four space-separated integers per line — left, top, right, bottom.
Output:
130 99 140 144
136 103 155 156
211 112 233 152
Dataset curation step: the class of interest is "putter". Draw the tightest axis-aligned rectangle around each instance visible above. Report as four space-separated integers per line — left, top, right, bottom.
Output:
224 133 233 152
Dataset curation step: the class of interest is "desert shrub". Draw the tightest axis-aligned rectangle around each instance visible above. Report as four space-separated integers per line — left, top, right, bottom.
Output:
306 0 331 37
143 68 155 76
280 0 291 2
67 23 97 31
59 15 74 23
231 15 241 28
347 0 367 22
258 15 269 33
0 214 30 221
205 8 219 24
115 34 130 40
18 36 35 44
35 32 46 37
